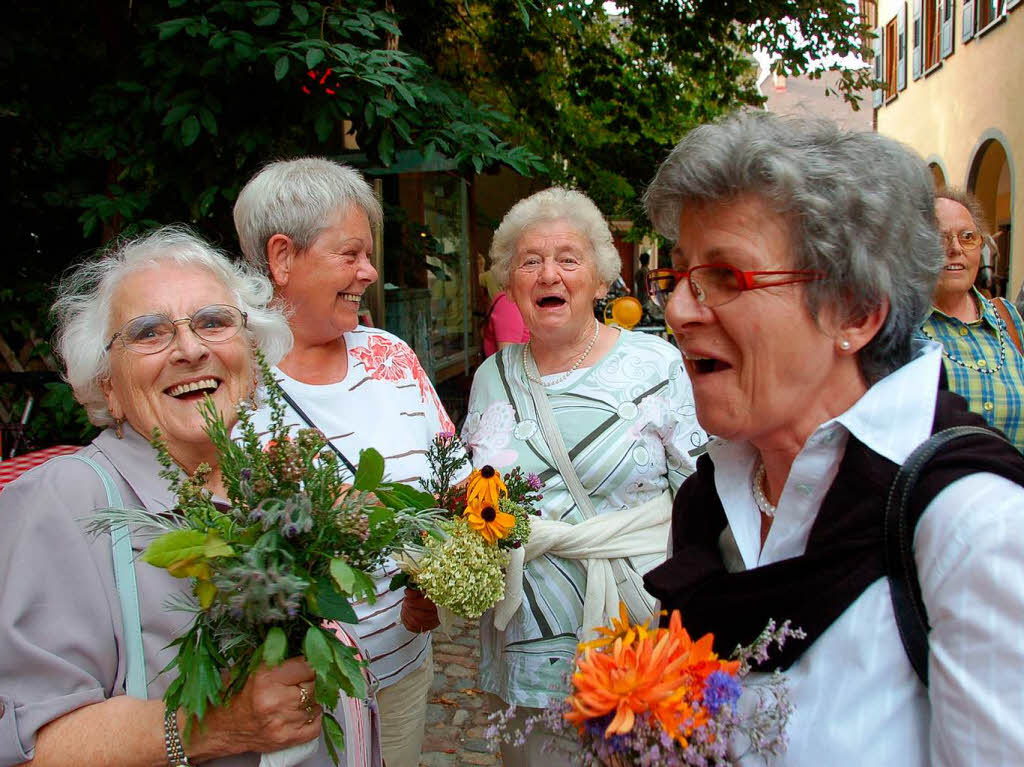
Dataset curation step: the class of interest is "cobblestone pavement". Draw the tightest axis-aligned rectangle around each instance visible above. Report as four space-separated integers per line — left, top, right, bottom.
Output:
419 615 501 767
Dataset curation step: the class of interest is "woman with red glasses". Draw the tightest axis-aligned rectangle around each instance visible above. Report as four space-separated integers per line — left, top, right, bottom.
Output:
642 111 1024 765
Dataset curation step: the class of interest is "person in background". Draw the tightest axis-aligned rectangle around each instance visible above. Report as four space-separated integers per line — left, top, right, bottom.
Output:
1 226 381 766
233 157 468 767
920 187 1024 452
481 288 529 357
642 111 1024 765
634 251 651 299
462 187 705 766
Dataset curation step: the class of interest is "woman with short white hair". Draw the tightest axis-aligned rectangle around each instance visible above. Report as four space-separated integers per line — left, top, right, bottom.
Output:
234 157 465 767
0 226 381 765
462 187 705 766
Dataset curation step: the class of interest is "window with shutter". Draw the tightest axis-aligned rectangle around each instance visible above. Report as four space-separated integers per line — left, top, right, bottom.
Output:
873 27 884 107
963 0 976 40
897 5 907 91
913 0 923 78
940 0 954 56
884 16 899 99
925 0 941 67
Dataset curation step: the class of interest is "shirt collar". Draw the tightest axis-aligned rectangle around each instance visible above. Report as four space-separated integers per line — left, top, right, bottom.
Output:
928 288 1000 331
92 425 180 514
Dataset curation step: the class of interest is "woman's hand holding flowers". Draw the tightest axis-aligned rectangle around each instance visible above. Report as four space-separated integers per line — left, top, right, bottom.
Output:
400 586 441 633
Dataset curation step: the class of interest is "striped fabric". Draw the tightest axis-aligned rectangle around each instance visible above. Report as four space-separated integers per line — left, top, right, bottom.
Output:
920 290 1024 451
461 330 706 707
0 445 80 491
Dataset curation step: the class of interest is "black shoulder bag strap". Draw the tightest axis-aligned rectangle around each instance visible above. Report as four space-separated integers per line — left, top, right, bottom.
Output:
884 425 1008 686
273 382 358 476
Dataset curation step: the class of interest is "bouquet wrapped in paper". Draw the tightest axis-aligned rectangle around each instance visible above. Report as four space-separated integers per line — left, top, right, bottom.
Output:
488 604 804 766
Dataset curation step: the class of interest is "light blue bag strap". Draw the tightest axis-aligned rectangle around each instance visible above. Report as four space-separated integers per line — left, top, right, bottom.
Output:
67 454 148 700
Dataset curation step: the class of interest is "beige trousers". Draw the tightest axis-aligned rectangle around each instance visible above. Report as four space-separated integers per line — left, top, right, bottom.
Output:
486 693 579 767
376 645 434 767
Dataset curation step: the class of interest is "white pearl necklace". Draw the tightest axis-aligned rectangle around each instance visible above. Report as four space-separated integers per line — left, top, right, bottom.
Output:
524 319 600 386
752 461 777 518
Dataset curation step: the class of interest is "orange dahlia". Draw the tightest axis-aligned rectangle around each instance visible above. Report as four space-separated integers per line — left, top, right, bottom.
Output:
463 497 516 544
466 465 507 509
578 602 657 654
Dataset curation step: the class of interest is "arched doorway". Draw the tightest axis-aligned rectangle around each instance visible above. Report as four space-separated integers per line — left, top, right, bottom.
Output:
968 137 1013 298
928 162 946 189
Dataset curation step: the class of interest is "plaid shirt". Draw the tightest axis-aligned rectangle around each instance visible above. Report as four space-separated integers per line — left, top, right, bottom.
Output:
920 288 1024 451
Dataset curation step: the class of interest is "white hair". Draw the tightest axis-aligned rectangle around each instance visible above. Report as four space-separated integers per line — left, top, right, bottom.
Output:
233 157 383 272
489 187 621 289
53 225 293 427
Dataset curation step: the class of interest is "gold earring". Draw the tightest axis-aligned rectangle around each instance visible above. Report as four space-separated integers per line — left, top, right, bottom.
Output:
112 414 125 439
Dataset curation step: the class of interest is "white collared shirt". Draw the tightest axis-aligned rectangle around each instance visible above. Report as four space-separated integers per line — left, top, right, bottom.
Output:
708 342 1024 765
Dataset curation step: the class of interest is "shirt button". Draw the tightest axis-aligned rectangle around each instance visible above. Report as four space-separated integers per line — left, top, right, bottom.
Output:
977 359 987 368
984 401 994 411
959 327 969 336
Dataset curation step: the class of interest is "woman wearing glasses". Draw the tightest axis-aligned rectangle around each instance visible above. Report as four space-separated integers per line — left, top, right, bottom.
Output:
642 112 1024 764
0 227 381 766
460 187 705 766
920 187 1024 451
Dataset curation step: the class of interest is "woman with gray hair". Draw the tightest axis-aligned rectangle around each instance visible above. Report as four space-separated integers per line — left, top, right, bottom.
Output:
642 111 1024 764
0 226 381 765
461 187 706 766
234 157 466 767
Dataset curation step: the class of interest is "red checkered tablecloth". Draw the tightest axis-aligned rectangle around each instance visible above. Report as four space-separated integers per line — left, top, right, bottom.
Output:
0 445 82 491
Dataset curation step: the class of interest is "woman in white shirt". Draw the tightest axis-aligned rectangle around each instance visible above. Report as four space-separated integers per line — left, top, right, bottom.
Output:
642 111 1024 765
233 158 467 767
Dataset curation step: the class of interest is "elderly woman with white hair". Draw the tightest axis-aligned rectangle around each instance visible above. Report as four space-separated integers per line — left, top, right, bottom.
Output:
642 111 1024 764
0 226 382 765
233 158 466 767
461 187 706 766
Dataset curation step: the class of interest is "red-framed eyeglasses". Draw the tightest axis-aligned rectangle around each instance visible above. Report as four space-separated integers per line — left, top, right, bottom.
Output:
646 263 826 309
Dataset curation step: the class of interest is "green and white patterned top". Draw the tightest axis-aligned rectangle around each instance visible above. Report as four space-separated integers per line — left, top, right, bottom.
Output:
461 329 706 707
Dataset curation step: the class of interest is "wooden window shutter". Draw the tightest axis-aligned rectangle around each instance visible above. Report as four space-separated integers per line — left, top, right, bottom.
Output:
963 0 976 40
912 0 924 78
897 4 908 90
873 27 885 107
941 0 954 57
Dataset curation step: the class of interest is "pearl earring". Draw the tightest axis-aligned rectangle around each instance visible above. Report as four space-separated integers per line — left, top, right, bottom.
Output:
839 339 852 351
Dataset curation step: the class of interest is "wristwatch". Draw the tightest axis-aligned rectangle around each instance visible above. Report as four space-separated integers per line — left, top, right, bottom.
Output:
163 705 191 766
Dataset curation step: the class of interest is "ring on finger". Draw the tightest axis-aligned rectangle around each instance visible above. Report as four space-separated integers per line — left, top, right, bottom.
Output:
298 685 311 710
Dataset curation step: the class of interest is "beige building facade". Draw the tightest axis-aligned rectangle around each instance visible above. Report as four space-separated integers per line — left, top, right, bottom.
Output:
868 0 1022 296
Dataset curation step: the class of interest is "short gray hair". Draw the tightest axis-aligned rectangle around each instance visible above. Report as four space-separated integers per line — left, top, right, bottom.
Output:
53 225 293 427
645 110 942 384
489 187 621 289
233 157 383 272
935 186 989 235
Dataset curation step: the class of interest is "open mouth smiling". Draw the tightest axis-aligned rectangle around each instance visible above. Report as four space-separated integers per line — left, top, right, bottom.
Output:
536 295 567 308
339 292 362 303
683 351 732 375
943 264 966 272
165 377 222 400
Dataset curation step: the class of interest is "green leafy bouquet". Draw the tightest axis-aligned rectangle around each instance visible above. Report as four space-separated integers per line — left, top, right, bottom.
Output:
93 360 443 761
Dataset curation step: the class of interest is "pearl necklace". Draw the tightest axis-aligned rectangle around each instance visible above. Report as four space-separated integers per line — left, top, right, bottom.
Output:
752 461 777 518
921 307 1008 374
524 319 600 386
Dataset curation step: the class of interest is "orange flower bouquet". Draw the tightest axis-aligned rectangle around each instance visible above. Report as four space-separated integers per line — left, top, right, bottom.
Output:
489 605 803 766
392 434 541 618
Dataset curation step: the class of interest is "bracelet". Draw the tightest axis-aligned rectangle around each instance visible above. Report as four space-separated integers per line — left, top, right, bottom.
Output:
163 704 191 767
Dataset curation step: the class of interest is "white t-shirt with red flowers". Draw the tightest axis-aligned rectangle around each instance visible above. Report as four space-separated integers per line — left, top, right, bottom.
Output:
248 326 464 688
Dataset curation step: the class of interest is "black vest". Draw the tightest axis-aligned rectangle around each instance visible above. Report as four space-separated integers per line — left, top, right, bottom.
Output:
643 388 1024 670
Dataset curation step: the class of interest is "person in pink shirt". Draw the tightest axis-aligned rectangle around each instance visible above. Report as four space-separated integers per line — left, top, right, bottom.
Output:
482 290 530 357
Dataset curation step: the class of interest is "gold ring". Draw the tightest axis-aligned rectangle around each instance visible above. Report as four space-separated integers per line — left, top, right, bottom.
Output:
305 717 314 725
298 685 311 709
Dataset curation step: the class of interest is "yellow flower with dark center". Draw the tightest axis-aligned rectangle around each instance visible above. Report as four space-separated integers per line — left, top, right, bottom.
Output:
578 602 657 653
466 465 507 509
463 498 516 543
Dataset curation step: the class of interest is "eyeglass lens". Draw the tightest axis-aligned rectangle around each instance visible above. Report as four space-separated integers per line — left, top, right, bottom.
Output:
120 305 244 352
944 230 980 250
648 267 741 309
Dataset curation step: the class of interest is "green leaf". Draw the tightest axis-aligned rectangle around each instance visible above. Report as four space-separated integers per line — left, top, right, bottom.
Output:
332 641 367 698
195 580 217 609
202 533 233 558
389 571 410 591
306 47 324 70
181 115 201 146
303 625 334 678
254 7 281 26
314 110 333 142
263 627 288 667
292 3 310 25
161 104 191 127
198 107 218 136
274 55 290 81
157 18 191 39
310 577 359 623
329 558 356 593
322 713 346 763
377 482 435 510
143 529 209 568
353 448 384 490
